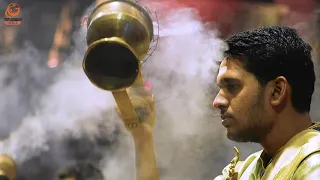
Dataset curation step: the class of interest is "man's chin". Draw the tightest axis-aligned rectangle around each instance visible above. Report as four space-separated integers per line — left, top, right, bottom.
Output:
225 129 237 141
225 129 253 143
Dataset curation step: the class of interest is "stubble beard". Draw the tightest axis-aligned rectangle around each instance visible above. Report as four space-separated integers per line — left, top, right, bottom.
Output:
227 91 272 143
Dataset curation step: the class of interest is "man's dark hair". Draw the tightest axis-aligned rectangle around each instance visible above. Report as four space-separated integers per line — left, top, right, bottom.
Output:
224 26 315 113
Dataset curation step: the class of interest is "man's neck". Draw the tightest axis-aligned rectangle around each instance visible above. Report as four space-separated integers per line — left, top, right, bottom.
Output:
260 111 312 157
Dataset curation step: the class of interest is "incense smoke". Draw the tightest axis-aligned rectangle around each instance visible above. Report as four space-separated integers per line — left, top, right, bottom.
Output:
0 3 239 179
101 3 260 180
0 1 319 180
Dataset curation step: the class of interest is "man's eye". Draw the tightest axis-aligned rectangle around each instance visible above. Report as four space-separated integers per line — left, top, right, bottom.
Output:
227 84 238 92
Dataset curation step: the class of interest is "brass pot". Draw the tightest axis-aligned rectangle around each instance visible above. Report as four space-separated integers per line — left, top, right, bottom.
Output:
83 0 154 91
0 155 16 180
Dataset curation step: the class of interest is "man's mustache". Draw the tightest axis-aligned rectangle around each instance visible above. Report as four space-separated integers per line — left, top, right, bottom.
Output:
220 112 233 120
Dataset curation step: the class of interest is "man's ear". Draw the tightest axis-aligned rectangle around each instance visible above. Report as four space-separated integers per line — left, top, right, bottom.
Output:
270 76 288 107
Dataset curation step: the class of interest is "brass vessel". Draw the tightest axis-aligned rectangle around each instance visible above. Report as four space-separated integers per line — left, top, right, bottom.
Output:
83 0 154 129
0 154 16 180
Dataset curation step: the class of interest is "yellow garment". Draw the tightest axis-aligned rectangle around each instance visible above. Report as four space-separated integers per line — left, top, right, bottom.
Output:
215 123 320 180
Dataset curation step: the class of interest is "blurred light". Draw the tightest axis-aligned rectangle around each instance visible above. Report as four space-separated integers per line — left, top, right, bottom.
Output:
144 81 152 91
48 58 59 68
81 16 88 27
48 48 60 68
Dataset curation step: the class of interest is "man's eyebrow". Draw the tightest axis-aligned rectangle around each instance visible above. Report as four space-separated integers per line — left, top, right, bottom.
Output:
218 77 239 85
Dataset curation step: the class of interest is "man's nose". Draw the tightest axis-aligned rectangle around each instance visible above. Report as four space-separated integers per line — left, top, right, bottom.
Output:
213 92 228 110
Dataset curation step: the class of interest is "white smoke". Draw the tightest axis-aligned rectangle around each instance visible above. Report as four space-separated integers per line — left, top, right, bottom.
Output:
0 34 121 165
100 5 243 180
0 1 266 180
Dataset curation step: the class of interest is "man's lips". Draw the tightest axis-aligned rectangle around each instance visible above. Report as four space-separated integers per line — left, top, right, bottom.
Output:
221 118 232 127
221 115 233 127
221 114 233 120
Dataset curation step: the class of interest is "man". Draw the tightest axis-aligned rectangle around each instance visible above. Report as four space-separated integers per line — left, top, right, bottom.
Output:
212 26 320 179
119 26 320 180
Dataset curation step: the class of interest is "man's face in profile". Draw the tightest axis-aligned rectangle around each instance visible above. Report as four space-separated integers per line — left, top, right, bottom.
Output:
213 59 272 143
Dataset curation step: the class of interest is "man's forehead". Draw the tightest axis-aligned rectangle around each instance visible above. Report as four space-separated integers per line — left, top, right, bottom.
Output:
219 58 244 69
217 59 244 78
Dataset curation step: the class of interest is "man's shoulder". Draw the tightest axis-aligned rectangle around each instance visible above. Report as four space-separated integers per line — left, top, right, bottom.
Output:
286 126 320 179
303 152 320 166
239 125 320 171
293 152 320 179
